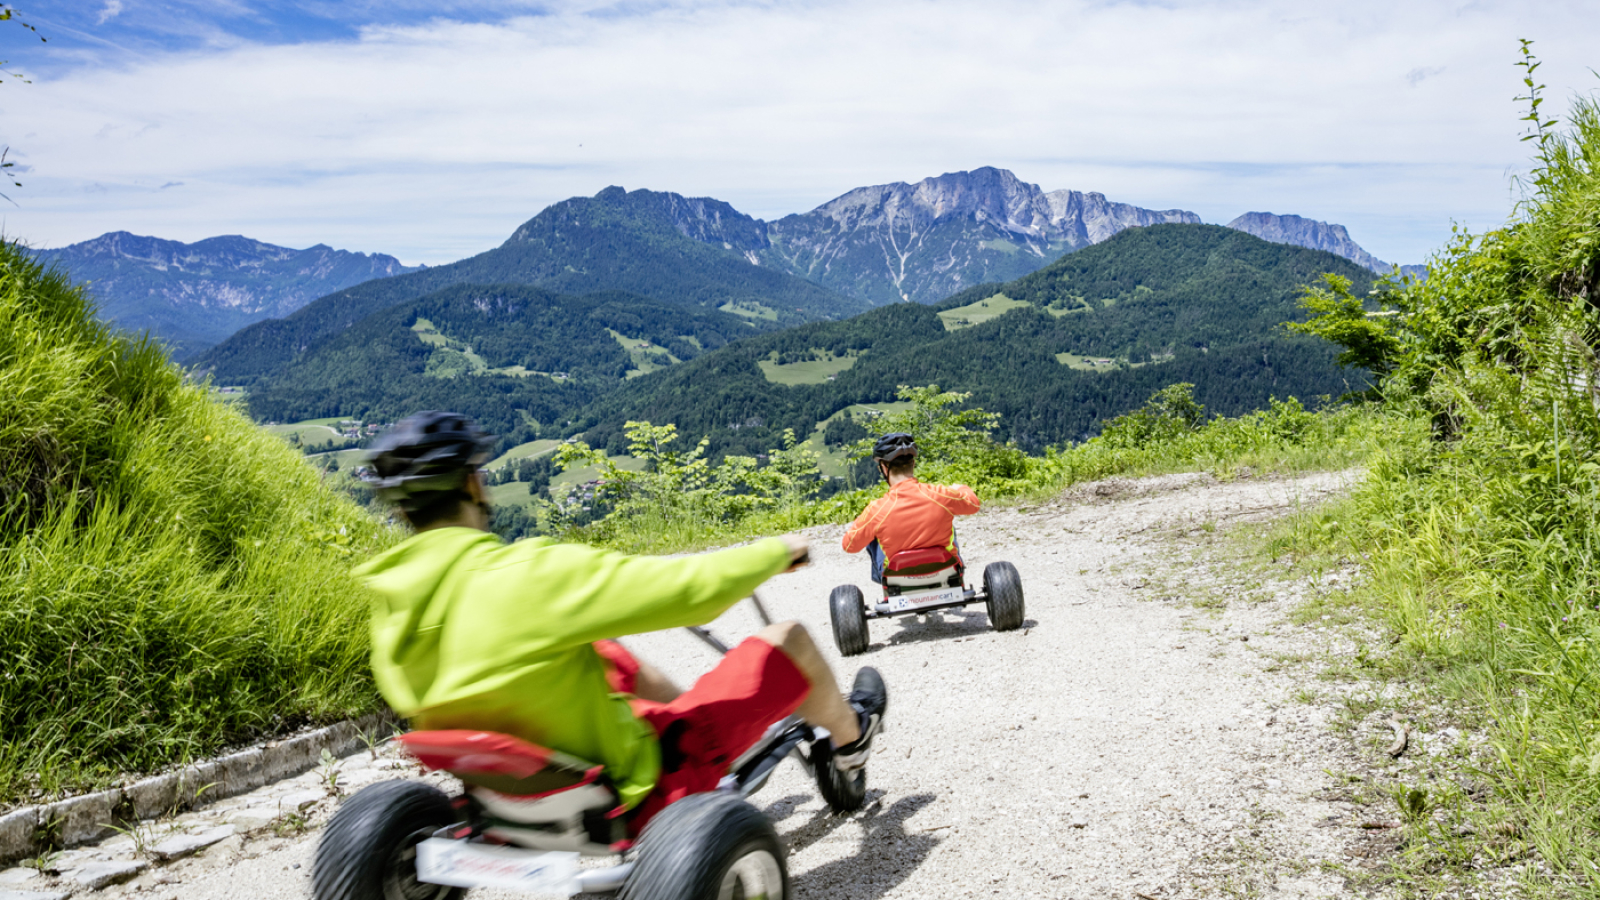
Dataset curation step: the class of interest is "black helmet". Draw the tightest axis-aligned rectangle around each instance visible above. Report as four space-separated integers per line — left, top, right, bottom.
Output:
358 411 496 504
872 432 917 464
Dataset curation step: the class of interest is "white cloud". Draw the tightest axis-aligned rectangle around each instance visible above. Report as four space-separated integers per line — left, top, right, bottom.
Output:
96 0 125 26
3 0 1598 265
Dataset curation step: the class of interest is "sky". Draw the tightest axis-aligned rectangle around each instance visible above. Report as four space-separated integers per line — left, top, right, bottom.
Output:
1 0 1597 267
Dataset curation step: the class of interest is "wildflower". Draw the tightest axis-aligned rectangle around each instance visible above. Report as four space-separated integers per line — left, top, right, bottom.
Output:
1499 622 1508 628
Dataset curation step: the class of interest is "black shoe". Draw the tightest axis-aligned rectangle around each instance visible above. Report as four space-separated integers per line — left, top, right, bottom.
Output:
833 667 887 771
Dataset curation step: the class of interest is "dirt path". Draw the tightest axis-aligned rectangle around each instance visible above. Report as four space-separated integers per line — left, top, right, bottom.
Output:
51 469 1391 900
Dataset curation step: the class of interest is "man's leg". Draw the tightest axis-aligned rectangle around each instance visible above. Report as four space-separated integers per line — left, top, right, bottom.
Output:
595 640 682 702
631 661 681 703
754 621 861 745
868 539 885 585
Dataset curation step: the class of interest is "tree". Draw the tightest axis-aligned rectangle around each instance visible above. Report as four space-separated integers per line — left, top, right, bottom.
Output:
1285 273 1403 382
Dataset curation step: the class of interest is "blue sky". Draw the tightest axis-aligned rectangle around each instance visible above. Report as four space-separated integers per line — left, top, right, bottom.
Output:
3 0 1599 266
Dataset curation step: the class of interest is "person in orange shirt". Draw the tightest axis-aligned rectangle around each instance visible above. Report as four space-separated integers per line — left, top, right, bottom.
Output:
841 433 981 583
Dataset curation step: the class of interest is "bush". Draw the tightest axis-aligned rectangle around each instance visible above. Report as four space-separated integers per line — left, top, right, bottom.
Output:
0 243 389 803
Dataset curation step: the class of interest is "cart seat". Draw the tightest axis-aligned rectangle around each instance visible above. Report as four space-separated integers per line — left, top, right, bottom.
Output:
398 730 624 848
883 546 964 592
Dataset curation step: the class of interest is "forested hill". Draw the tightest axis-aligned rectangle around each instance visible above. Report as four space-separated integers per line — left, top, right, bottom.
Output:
193 187 864 385
569 224 1375 455
242 283 754 437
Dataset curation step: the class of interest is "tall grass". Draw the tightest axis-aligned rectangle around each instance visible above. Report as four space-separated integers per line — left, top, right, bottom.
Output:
0 243 389 805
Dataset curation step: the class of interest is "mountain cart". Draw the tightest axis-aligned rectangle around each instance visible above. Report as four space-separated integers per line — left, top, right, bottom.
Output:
829 547 1024 656
312 597 865 900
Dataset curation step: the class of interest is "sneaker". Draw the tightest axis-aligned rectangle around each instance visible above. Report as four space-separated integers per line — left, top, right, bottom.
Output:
832 667 887 771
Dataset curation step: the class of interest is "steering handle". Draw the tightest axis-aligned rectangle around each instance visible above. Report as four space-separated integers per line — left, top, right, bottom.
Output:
687 592 777 655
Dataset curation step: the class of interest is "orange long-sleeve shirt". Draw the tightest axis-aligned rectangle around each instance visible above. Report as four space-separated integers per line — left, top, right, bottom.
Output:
841 478 981 559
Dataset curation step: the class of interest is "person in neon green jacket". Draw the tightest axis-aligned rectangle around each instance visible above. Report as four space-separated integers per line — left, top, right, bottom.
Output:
355 412 888 829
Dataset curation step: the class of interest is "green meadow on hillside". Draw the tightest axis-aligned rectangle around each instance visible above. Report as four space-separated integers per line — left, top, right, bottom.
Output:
936 293 1031 329
572 225 1374 461
486 438 562 469
758 349 859 385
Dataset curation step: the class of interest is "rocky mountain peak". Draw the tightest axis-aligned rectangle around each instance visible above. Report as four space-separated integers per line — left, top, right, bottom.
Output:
810 167 1054 237
513 186 769 253
757 167 1203 304
1225 212 1389 273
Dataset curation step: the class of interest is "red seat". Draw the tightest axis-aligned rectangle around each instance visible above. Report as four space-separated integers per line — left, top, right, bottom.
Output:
399 730 628 851
398 730 604 797
884 546 961 577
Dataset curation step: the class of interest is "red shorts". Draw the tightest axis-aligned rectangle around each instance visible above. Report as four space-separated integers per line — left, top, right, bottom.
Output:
593 638 808 833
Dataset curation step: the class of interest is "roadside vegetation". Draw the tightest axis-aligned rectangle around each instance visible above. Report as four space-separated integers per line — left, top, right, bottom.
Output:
0 243 388 807
542 382 1413 555
1264 48 1600 896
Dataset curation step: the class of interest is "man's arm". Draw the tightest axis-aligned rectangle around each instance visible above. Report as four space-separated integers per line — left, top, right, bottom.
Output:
492 537 793 648
929 483 980 515
841 497 888 554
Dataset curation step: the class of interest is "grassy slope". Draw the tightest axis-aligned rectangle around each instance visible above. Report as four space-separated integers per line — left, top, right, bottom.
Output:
0 244 389 804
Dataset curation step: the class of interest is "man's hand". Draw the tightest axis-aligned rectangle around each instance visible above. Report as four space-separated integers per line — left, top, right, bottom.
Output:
780 533 810 572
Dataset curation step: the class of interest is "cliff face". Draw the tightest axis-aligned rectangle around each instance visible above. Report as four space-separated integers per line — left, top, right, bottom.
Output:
757 167 1200 304
32 232 417 355
1225 212 1391 273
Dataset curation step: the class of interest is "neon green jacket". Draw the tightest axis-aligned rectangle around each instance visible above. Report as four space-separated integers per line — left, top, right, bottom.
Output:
356 528 791 809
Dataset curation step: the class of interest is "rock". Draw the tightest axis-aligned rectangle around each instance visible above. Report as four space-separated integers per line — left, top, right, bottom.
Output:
64 858 146 889
214 748 267 796
0 809 38 862
151 825 235 861
758 168 1202 304
122 773 181 821
0 890 72 900
278 789 328 813
53 789 124 845
0 869 38 884
227 813 276 832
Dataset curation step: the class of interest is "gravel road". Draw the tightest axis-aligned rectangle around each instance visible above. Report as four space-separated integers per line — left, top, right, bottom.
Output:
47 469 1390 900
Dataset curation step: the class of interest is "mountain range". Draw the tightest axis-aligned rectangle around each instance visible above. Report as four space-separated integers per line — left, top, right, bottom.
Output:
28 233 417 357
231 222 1374 469
40 167 1414 375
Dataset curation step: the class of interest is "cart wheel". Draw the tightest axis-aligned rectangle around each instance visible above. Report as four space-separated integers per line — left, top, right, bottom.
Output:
810 736 868 813
311 780 464 900
829 585 869 657
983 561 1025 632
621 792 787 900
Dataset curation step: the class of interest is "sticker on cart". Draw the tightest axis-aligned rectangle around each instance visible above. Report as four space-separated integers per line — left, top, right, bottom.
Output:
886 587 963 612
416 839 580 894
